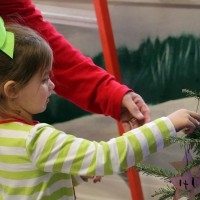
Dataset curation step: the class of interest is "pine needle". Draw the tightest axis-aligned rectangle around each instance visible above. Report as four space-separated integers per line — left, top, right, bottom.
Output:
170 136 200 146
152 185 176 200
135 163 176 182
180 157 200 174
182 89 200 99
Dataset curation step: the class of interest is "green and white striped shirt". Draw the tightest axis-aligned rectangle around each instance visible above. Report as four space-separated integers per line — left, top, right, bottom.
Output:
0 117 176 200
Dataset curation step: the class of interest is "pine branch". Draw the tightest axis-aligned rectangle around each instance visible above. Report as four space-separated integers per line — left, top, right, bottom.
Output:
182 89 200 112
171 133 200 155
182 89 200 99
193 146 200 156
151 185 176 200
135 89 200 199
183 130 200 155
186 129 200 140
180 157 200 174
195 193 200 200
135 163 176 182
170 136 200 146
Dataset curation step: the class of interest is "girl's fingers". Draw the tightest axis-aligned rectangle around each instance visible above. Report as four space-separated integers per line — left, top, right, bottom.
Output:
93 176 102 183
184 114 200 134
189 111 200 122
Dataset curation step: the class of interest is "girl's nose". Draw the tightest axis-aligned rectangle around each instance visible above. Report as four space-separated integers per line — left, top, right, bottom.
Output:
49 79 55 91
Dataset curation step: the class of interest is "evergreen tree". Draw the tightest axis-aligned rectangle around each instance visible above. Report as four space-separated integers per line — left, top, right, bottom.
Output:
135 89 200 200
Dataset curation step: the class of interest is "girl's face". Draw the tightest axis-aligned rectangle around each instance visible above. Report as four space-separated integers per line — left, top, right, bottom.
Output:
14 68 55 120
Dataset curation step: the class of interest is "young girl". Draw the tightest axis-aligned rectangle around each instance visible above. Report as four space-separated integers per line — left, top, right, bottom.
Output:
0 17 200 200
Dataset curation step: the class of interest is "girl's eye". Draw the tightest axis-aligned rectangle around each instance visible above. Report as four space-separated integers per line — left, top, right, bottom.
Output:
42 77 49 83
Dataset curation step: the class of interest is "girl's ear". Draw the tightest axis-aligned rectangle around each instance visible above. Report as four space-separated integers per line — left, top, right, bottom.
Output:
3 81 19 99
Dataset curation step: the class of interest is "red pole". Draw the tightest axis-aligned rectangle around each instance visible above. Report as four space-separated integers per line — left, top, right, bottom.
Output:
93 0 144 199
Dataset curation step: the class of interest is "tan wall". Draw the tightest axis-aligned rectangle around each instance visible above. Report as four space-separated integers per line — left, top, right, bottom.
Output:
34 1 200 57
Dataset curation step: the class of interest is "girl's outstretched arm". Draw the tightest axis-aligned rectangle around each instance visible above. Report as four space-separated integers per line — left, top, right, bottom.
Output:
27 109 200 177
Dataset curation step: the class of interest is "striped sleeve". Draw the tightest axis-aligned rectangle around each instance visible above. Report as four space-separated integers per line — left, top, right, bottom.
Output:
26 117 176 177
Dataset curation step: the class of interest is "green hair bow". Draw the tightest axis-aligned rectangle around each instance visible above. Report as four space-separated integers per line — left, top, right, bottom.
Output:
0 17 14 58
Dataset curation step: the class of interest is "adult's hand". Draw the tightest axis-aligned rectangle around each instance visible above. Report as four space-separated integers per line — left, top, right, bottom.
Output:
120 92 150 131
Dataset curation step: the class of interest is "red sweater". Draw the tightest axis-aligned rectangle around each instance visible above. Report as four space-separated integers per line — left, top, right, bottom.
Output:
0 0 131 120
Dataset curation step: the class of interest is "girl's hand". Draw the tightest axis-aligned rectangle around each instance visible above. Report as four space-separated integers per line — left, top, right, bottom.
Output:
167 109 200 134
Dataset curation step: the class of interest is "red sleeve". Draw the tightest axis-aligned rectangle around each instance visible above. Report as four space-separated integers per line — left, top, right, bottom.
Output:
0 0 132 120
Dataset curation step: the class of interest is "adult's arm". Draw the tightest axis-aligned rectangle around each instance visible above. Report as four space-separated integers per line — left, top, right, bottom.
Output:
0 0 131 120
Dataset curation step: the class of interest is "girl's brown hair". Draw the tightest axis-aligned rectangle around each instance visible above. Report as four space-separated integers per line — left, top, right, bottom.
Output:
0 23 53 103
